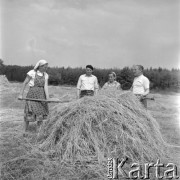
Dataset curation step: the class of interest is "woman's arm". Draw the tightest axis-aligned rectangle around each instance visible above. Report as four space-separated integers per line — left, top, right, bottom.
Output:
117 83 122 90
102 82 107 89
44 78 49 100
18 76 31 99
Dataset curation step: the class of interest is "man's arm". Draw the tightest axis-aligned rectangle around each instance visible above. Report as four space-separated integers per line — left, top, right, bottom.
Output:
77 89 81 99
94 77 99 95
129 79 134 92
142 77 150 96
77 76 82 99
94 88 98 95
142 88 149 96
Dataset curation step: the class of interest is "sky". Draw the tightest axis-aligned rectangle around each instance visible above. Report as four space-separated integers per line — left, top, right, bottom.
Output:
0 0 180 69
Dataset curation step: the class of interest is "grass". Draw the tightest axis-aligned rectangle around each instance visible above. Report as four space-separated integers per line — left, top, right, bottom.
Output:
148 92 180 168
0 83 180 179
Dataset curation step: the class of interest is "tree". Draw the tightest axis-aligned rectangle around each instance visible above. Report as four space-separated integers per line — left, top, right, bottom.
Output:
0 59 5 74
118 67 134 90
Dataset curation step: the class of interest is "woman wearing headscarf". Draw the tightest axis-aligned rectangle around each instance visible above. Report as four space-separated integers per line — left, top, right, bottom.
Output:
18 60 49 131
102 72 121 90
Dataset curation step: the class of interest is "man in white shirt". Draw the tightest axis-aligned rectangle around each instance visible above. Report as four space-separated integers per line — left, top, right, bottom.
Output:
131 65 150 108
77 65 99 98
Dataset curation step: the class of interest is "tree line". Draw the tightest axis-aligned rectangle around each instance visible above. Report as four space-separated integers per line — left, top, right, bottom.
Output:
0 60 180 90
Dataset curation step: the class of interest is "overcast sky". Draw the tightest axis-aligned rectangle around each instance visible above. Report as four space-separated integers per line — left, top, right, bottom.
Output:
1 0 179 69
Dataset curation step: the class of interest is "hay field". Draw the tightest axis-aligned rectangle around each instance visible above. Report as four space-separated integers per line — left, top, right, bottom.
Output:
0 83 180 179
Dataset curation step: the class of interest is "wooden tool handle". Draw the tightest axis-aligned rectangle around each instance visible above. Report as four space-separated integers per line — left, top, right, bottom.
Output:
143 97 155 100
18 97 68 103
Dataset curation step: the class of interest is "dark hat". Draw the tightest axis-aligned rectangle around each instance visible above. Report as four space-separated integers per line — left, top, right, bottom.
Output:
86 65 93 70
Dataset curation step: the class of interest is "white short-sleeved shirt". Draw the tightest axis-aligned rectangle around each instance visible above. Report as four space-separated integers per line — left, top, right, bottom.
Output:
77 74 99 91
27 70 49 87
132 74 149 95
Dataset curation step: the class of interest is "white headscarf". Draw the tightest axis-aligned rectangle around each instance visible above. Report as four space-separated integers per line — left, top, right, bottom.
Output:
34 60 48 70
110 71 117 79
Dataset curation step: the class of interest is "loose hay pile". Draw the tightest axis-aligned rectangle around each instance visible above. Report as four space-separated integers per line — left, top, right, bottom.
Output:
0 75 9 92
0 75 9 86
1 91 168 180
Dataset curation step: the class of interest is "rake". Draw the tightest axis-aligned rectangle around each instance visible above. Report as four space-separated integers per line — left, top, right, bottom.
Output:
18 97 70 103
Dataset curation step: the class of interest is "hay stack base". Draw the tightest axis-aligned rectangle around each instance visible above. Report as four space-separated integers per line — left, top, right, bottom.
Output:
2 91 168 180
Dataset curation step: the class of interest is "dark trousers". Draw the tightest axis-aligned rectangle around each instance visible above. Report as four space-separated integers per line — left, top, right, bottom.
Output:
80 90 94 98
140 98 147 108
135 94 147 108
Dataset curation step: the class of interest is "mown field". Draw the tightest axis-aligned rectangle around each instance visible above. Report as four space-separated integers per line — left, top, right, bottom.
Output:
0 82 180 179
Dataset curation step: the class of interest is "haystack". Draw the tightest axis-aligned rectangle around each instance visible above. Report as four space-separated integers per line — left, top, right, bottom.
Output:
0 75 9 86
0 75 9 91
38 91 166 163
2 91 168 180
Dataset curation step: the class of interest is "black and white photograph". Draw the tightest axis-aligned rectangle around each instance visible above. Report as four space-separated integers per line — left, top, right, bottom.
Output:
0 0 180 179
